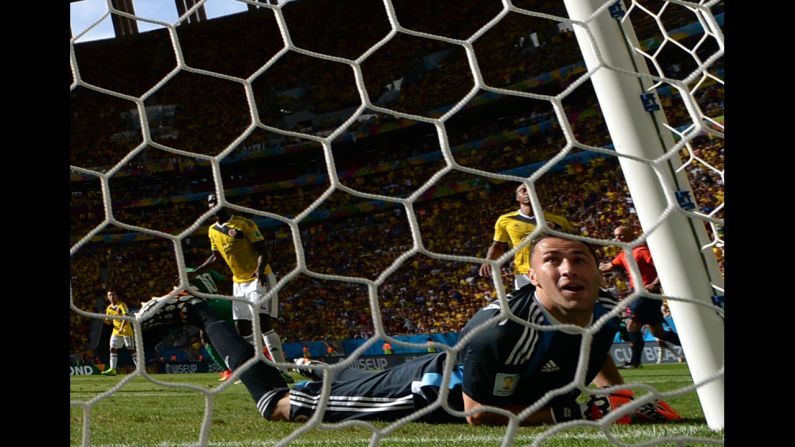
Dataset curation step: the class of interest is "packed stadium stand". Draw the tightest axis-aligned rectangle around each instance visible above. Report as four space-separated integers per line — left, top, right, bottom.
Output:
70 0 723 359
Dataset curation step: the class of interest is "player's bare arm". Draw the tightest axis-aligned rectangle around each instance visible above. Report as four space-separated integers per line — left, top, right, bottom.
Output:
592 356 625 387
252 240 268 285
462 392 554 426
645 276 661 291
193 251 220 275
479 241 508 277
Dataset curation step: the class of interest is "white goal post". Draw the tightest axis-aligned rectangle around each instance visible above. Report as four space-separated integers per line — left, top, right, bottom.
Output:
563 0 723 429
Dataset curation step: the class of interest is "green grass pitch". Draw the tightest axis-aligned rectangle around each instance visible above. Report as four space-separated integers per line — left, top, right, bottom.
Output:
70 364 723 446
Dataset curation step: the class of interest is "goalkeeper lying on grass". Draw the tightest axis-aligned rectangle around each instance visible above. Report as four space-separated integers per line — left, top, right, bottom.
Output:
137 235 681 426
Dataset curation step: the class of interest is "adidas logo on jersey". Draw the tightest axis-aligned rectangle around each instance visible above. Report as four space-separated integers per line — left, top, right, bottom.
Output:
541 360 560 373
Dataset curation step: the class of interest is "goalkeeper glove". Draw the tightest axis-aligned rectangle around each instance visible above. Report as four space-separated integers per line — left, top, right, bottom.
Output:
552 388 682 424
582 388 634 424
633 399 683 422
552 388 633 424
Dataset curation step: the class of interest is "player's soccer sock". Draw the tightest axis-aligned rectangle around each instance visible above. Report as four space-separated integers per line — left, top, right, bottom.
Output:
659 340 673 356
205 344 227 370
183 299 289 418
263 330 287 364
658 330 681 347
204 320 288 419
109 352 118 370
628 331 644 366
183 299 218 329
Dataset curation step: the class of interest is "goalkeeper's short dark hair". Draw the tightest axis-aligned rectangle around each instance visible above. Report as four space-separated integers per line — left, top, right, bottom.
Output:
530 233 598 263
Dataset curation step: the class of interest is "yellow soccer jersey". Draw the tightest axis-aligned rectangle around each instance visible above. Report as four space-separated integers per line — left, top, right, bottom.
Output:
106 302 133 336
209 216 270 283
492 210 574 275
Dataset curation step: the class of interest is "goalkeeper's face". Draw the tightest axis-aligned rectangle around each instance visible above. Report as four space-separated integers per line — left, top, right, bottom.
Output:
528 237 601 325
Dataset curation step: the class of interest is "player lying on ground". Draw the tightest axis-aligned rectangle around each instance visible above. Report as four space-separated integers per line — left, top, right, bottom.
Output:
137 235 681 425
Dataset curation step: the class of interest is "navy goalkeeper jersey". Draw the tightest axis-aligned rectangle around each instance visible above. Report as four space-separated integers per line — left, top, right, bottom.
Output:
288 283 620 423
455 283 620 407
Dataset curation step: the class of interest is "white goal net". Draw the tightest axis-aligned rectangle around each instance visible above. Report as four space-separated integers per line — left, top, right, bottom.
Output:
70 0 724 445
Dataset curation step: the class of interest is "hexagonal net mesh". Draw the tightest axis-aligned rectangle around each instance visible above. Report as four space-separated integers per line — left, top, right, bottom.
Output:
70 0 723 445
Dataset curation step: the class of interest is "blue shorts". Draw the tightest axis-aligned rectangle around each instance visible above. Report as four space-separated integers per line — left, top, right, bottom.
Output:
629 297 665 325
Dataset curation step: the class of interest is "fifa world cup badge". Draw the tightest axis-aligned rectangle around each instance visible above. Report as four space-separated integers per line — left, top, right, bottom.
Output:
493 373 519 396
229 229 237 237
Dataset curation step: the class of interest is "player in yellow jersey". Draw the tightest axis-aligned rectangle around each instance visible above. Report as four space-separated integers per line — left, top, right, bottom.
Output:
193 194 291 382
479 183 575 289
101 290 138 376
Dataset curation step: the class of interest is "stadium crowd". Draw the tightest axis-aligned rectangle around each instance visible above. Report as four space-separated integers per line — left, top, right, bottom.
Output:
71 149 722 346
70 0 723 355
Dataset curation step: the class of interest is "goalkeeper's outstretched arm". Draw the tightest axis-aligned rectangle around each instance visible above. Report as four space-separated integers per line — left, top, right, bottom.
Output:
593 356 625 388
462 392 554 426
461 356 627 427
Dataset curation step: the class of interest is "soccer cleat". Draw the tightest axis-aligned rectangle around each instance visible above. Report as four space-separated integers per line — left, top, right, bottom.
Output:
101 368 117 376
135 294 205 332
619 362 641 369
292 358 325 382
218 369 232 382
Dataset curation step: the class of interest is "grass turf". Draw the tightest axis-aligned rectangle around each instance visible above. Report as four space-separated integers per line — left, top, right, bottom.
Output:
70 363 723 446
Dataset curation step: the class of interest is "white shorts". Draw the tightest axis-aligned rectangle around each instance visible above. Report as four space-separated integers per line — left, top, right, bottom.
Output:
110 334 135 350
232 271 278 320
514 274 531 290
